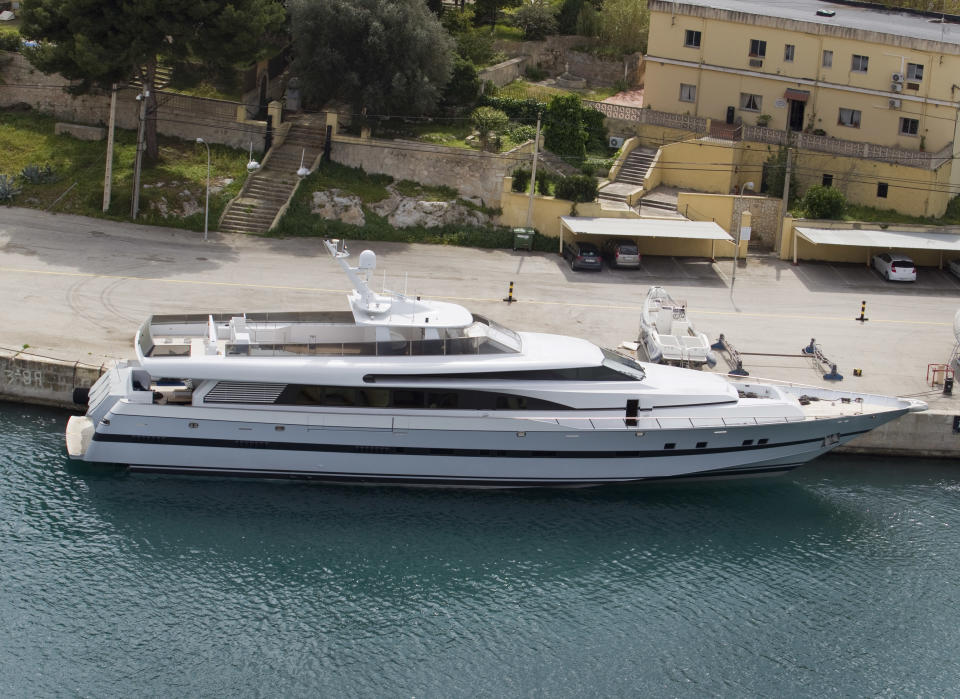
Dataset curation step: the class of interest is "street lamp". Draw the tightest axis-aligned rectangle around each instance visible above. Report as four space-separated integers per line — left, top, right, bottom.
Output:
730 181 754 291
196 137 210 241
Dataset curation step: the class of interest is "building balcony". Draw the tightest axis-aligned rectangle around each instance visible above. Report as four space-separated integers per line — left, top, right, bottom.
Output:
586 100 953 171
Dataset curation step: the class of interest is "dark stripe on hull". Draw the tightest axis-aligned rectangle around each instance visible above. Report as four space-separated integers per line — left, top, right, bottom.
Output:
93 430 871 459
126 462 806 487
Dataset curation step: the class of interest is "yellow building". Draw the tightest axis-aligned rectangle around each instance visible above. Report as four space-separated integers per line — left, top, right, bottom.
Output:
641 0 960 215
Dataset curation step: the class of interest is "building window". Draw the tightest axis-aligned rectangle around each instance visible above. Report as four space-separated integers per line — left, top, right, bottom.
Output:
684 30 701 48
877 182 889 198
749 39 767 57
822 174 833 187
899 117 919 135
784 44 795 62
837 108 861 128
907 62 924 81
740 93 762 112
851 54 869 72
822 50 833 68
679 83 696 102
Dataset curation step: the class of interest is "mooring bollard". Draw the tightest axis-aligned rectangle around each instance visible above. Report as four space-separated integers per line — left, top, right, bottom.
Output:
855 300 869 322
503 281 516 303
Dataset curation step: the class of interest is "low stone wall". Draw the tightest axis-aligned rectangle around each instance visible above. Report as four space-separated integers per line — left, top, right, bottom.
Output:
0 350 105 411
566 51 641 87
0 52 266 150
479 57 528 88
330 134 532 207
732 195 782 251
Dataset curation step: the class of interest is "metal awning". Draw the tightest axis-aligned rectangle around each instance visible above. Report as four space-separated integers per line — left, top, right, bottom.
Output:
784 88 810 102
560 217 733 241
795 227 960 250
793 226 960 264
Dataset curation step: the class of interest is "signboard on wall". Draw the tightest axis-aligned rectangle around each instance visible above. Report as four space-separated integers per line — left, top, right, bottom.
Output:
775 98 787 109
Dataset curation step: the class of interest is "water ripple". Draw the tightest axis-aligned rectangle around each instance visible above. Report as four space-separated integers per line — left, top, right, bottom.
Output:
1 406 959 696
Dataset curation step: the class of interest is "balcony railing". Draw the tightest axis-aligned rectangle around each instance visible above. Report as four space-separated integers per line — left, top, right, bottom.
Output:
585 101 953 171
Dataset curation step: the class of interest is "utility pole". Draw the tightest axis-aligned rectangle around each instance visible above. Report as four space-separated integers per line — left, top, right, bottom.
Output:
130 84 149 219
102 83 118 213
775 147 793 256
525 112 542 229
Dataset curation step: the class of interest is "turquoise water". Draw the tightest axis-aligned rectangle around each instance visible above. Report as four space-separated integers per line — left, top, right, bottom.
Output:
1 403 959 696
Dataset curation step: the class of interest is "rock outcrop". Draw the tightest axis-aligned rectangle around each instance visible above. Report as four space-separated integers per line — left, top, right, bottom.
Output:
312 185 490 229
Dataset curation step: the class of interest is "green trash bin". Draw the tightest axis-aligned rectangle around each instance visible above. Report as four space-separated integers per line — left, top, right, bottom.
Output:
512 227 534 251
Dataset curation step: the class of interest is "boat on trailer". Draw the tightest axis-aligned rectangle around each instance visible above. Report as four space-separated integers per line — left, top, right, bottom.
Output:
640 286 717 369
65 240 925 487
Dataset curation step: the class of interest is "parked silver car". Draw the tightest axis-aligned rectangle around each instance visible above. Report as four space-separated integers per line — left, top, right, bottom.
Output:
602 238 641 268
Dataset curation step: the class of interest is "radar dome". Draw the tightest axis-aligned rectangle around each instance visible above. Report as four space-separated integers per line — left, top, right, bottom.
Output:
358 250 377 270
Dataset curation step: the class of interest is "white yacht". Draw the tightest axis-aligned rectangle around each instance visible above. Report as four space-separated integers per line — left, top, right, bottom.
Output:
65 240 925 486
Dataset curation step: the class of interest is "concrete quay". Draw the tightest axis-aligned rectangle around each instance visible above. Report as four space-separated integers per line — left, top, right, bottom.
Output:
0 206 957 458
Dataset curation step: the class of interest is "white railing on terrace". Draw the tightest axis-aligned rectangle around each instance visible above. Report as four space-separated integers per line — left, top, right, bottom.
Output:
585 101 953 170
584 100 707 134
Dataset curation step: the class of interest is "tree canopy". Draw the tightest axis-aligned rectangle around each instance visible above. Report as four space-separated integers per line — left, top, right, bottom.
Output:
290 0 454 116
20 0 286 159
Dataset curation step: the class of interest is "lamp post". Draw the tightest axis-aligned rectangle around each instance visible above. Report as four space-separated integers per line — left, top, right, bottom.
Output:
197 138 210 242
730 181 754 291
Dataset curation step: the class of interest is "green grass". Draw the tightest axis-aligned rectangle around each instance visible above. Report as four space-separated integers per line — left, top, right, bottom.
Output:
497 80 568 101
393 179 458 201
307 160 392 204
492 24 523 41
0 109 249 231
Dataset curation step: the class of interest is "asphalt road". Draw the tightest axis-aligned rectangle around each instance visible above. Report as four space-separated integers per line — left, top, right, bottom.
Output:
1 206 957 409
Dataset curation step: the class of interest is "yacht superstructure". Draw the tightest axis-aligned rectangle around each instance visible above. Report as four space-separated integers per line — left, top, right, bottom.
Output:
65 240 925 486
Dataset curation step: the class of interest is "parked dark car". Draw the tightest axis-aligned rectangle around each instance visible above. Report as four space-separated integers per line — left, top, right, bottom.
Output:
562 240 603 271
602 238 641 268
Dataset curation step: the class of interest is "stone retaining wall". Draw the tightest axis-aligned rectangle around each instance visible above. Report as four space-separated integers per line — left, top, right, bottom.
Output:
330 134 532 207
0 52 266 150
479 57 528 88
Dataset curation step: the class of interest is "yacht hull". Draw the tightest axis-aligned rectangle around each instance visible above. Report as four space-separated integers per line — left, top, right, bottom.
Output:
72 405 901 487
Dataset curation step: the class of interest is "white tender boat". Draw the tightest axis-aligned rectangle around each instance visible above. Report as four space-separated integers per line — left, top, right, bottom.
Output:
65 241 925 486
640 286 717 369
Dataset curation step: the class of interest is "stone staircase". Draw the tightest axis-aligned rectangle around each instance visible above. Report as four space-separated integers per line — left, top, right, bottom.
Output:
219 115 327 235
598 147 657 204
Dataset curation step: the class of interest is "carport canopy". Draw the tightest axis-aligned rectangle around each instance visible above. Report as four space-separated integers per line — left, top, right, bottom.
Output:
793 227 960 265
559 217 733 255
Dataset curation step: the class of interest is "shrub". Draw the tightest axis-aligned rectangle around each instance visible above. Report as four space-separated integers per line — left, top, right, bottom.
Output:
802 184 846 219
513 2 558 40
580 161 597 177
554 174 597 203
442 58 481 114
511 167 531 193
524 64 549 82
0 31 20 53
507 123 536 143
544 93 587 164
20 163 58 185
456 28 495 65
535 169 551 195
581 105 608 151
478 95 546 123
471 106 510 151
0 174 22 204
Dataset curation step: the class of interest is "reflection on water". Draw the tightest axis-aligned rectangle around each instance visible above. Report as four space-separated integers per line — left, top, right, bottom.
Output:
1 404 959 696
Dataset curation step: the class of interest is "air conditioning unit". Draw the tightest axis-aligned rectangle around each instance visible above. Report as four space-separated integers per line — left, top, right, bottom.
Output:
609 136 625 149
892 72 904 83
889 98 902 109
891 82 903 93
749 59 763 68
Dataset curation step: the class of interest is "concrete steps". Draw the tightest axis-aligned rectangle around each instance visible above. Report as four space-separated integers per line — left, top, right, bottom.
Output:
218 117 327 234
614 148 657 187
